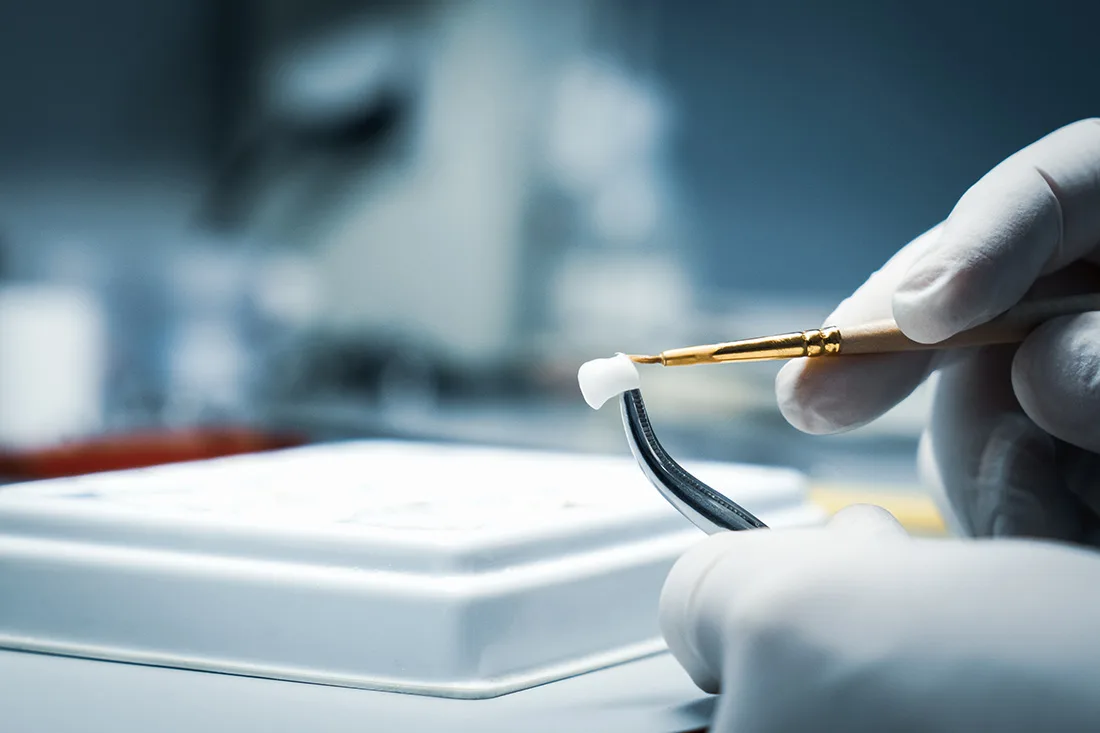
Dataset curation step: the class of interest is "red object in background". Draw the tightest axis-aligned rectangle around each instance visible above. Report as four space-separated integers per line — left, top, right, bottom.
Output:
0 428 307 481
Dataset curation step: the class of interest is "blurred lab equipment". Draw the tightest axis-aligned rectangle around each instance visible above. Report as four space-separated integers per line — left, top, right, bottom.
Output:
210 1 699 386
162 243 257 424
0 0 945 497
539 57 693 361
0 284 106 449
212 0 543 375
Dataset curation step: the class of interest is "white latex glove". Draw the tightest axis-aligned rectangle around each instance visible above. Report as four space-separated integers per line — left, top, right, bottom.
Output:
777 118 1100 542
658 121 1100 731
660 505 1100 732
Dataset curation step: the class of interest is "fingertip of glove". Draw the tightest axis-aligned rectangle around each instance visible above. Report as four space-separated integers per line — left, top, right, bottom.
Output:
776 353 932 435
775 360 844 435
890 233 1004 345
826 504 910 539
892 281 968 344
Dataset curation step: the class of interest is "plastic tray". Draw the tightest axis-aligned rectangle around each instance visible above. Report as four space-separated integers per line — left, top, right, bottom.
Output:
0 440 824 698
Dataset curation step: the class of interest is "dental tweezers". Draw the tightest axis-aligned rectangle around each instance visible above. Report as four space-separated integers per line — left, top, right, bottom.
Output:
620 389 767 534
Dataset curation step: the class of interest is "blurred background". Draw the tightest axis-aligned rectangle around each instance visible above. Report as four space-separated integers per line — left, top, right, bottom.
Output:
0 0 1096 491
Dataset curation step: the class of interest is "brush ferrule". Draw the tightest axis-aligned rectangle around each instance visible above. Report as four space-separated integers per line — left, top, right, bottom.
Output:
651 326 843 366
803 326 842 357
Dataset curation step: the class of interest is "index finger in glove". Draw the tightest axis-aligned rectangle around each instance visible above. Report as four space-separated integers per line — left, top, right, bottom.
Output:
893 118 1100 344
776 227 941 434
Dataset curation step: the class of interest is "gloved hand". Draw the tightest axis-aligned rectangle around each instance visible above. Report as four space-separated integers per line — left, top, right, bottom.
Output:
659 505 1100 732
777 118 1100 542
658 119 1100 731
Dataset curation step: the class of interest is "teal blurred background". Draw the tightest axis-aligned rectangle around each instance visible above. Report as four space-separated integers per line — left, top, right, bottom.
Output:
0 0 1095 487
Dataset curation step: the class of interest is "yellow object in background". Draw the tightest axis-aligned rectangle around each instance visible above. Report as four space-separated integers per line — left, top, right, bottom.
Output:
810 484 947 536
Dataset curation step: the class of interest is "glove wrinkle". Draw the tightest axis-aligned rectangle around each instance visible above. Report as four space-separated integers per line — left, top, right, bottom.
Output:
1013 313 1100 454
1055 440 1100 521
1030 163 1067 274
930 346 1084 543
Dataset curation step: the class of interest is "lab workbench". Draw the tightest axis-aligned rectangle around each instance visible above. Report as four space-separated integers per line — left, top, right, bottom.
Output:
1 649 713 733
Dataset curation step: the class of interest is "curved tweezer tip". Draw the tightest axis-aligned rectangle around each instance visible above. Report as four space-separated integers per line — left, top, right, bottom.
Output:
620 389 767 534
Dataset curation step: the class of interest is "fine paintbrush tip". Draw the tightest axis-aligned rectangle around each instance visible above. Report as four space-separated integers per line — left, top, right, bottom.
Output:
628 354 663 365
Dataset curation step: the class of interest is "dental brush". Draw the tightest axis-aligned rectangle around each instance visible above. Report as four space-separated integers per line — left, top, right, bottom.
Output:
627 293 1100 367
577 294 1100 534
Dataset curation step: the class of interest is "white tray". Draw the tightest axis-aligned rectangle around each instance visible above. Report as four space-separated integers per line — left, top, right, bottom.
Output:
0 440 824 698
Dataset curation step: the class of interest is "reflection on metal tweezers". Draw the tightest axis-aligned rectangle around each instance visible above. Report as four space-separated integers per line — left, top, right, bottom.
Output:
619 389 767 534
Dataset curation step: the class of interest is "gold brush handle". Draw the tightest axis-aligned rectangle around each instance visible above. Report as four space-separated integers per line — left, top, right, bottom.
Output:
656 327 842 365
640 293 1100 366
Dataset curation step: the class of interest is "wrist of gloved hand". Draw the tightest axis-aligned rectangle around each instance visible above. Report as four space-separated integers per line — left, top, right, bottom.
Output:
659 506 1100 733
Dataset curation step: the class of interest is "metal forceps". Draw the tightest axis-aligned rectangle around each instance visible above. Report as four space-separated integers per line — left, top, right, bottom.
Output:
620 389 767 534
